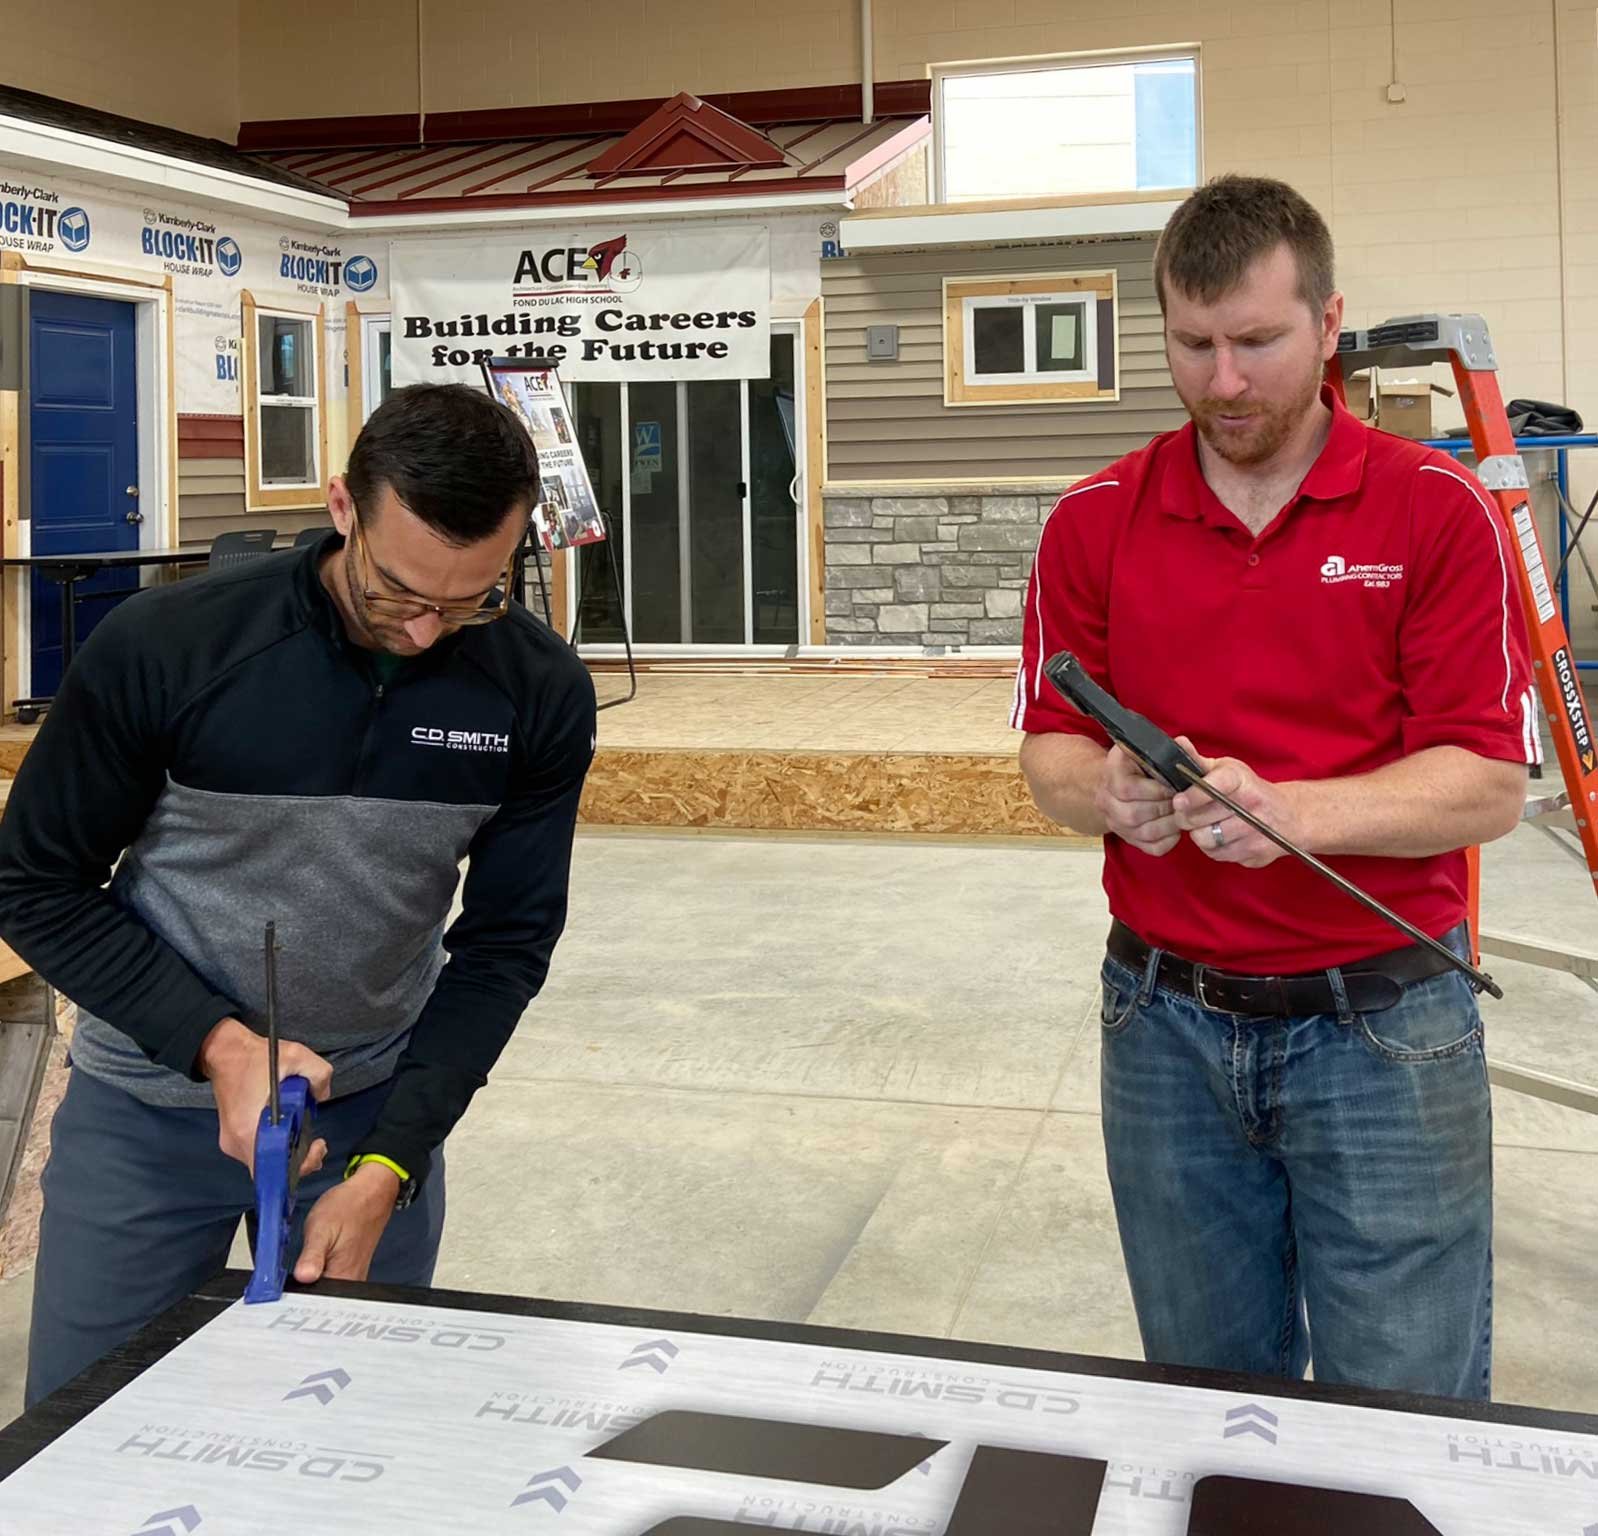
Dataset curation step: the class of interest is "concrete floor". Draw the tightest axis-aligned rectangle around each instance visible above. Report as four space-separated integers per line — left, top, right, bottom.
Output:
3 818 1598 1425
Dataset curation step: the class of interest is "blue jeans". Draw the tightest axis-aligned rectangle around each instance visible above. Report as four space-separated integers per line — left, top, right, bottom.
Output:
1099 934 1492 1400
25 1067 447 1409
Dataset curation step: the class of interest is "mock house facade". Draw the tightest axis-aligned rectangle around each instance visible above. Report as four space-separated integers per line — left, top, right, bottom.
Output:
817 195 1193 649
0 72 1205 713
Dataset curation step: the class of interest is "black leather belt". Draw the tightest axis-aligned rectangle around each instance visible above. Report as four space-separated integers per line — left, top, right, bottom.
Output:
1106 919 1465 1017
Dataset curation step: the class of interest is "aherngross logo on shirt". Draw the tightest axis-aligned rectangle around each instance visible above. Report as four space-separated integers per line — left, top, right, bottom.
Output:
1320 554 1403 589
411 726 510 754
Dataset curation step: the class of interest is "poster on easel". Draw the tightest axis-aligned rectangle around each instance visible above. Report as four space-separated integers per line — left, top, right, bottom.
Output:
480 354 637 709
481 356 606 551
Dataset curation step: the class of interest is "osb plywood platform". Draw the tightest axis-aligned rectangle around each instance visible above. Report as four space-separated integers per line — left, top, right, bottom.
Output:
582 673 1087 840
580 748 1076 838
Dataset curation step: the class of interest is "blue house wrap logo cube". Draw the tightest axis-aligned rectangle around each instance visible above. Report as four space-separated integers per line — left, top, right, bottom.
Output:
59 207 90 252
216 237 242 277
345 254 377 292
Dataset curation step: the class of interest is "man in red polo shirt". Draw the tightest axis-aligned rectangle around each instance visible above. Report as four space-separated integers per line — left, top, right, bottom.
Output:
1015 175 1535 1400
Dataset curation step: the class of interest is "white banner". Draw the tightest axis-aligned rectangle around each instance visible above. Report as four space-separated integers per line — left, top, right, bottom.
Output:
391 225 770 384
0 167 388 415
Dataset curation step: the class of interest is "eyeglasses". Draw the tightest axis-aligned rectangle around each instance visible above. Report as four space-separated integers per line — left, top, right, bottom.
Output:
349 506 515 627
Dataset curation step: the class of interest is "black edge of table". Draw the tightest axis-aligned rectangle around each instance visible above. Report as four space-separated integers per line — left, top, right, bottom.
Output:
5 1268 1598 1482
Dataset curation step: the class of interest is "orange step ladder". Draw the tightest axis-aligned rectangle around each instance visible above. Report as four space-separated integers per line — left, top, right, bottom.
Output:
1330 314 1598 1115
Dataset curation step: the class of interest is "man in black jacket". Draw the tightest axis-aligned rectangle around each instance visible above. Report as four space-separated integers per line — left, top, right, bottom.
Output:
0 384 596 1406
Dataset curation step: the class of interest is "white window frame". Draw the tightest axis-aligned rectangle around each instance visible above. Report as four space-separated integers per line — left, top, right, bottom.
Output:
942 270 1119 408
256 309 320 490
563 320 809 653
961 291 1098 388
931 45 1203 205
361 314 392 421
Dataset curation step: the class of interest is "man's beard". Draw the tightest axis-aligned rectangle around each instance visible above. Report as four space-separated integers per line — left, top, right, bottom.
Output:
1187 358 1324 467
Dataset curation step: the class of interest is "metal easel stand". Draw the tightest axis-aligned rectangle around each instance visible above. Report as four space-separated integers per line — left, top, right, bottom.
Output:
512 532 555 630
1335 315 1598 1117
511 524 634 709
572 513 636 712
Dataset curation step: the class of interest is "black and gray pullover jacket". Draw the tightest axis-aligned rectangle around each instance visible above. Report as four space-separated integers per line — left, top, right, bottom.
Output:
0 534 596 1183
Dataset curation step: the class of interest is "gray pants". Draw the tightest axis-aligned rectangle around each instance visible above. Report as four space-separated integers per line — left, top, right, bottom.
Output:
25 1066 446 1408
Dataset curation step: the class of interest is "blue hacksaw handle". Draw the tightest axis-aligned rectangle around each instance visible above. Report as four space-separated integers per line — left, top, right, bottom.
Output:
243 1074 314 1305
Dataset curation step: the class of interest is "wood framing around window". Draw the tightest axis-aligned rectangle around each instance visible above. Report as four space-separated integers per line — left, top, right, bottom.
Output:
943 270 1120 408
241 289 330 511
805 296 827 645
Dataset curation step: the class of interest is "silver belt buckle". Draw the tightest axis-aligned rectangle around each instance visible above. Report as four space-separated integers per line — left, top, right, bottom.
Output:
1193 964 1219 1012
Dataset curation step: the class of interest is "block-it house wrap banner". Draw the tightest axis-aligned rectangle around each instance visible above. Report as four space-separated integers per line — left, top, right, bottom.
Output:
0 165 390 415
391 226 771 384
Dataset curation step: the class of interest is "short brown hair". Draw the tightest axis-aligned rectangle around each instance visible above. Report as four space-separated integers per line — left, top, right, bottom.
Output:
1154 174 1334 315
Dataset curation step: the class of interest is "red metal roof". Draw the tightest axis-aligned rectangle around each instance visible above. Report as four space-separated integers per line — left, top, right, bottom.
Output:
249 89 930 219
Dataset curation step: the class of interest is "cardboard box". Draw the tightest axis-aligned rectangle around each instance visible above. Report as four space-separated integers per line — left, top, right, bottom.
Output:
1343 371 1374 422
1377 378 1453 440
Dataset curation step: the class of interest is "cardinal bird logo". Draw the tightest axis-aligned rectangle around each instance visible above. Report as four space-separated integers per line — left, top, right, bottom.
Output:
581 235 644 292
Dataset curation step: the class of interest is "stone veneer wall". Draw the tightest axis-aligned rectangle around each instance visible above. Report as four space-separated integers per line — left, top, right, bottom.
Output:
821 489 1072 646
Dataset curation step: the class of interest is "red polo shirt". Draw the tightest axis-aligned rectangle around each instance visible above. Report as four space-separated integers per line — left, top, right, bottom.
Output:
1013 389 1539 973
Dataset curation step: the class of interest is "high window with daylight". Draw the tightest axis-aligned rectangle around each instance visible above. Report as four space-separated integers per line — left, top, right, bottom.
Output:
936 51 1199 203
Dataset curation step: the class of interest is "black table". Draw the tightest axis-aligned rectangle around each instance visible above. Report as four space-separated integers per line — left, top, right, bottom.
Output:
3 1271 1597 1533
0 547 276 721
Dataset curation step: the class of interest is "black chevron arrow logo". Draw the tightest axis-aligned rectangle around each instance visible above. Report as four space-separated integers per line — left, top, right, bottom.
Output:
131 1508 201 1536
284 1367 352 1405
1222 1403 1280 1444
511 1466 582 1512
620 1337 680 1374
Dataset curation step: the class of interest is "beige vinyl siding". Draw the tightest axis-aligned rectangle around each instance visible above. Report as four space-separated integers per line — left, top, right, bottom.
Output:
178 458 328 548
823 238 1187 484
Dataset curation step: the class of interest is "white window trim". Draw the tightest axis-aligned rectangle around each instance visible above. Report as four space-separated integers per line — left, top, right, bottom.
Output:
564 320 809 649
931 44 1204 205
961 292 1098 388
942 270 1119 408
361 314 392 422
256 309 321 491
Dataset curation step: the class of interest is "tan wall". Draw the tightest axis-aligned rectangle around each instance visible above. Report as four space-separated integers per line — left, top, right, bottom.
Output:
825 238 1187 482
235 0 1597 456
238 0 864 121
2 0 238 141
873 0 1586 437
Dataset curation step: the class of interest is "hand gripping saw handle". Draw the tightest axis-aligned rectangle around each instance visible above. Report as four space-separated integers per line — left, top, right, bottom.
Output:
244 921 315 1304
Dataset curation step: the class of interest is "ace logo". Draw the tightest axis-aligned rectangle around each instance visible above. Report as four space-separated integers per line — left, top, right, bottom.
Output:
513 235 643 295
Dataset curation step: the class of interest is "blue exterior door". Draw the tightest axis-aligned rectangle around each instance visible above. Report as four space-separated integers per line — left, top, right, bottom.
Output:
28 290 140 696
